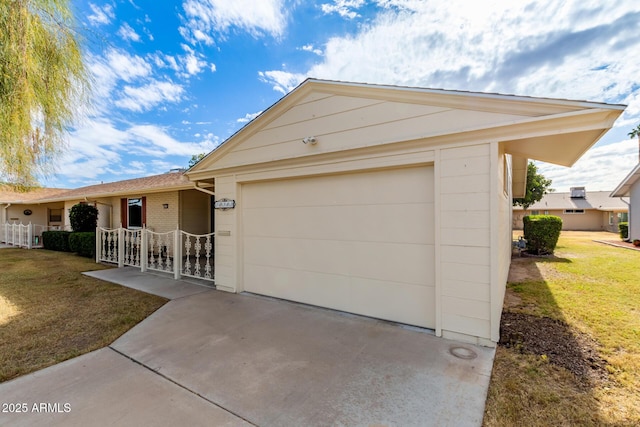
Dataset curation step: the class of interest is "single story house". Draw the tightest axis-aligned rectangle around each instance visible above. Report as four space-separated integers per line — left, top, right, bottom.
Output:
513 187 628 232
1 170 213 235
187 78 624 346
611 162 640 240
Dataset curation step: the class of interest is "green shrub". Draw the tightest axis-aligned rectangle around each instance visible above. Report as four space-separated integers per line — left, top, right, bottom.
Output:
69 232 96 258
42 231 71 252
619 222 628 240
523 215 563 255
69 203 99 232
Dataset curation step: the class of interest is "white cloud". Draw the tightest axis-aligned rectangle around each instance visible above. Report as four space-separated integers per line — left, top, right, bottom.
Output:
88 3 115 26
115 80 185 112
118 23 141 42
180 0 288 45
105 49 152 82
258 70 306 94
128 125 218 155
321 0 366 19
237 111 262 123
301 44 323 56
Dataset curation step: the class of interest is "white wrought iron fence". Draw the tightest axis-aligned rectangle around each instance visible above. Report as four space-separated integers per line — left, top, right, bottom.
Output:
96 226 215 284
0 222 47 248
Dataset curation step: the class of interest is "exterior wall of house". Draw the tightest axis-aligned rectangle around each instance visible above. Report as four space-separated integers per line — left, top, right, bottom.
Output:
145 192 179 233
514 209 623 231
629 181 640 240
179 189 210 234
437 143 493 345
5 202 65 228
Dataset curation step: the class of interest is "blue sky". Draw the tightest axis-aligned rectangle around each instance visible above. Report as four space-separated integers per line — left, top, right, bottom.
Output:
45 0 640 191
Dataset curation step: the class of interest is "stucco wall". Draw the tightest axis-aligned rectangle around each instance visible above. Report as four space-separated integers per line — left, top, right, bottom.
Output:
513 208 623 231
180 189 210 234
6 202 65 228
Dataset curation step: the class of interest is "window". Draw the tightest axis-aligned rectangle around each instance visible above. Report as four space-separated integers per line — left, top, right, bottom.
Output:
121 197 146 228
49 208 62 223
618 212 629 222
531 210 540 215
564 209 585 214
609 212 614 225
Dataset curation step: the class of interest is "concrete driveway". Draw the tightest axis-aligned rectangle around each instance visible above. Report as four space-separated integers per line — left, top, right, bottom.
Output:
0 270 495 427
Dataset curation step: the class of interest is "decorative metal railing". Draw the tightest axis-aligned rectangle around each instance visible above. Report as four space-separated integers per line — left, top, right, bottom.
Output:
95 226 215 284
0 222 47 248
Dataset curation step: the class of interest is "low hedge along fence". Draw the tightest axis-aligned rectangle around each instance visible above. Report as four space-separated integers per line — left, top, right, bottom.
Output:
42 231 96 258
523 215 562 255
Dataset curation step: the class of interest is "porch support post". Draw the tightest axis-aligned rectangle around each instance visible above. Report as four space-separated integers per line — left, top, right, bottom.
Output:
118 227 124 268
27 222 32 249
141 226 147 273
174 225 181 280
95 226 100 263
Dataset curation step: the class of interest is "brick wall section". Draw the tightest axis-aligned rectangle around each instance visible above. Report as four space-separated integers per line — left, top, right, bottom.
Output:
145 191 179 233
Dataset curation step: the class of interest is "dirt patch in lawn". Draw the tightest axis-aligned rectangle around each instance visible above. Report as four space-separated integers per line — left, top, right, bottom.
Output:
500 311 609 386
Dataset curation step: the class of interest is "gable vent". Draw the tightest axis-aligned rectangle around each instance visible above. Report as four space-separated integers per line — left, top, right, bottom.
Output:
570 187 586 199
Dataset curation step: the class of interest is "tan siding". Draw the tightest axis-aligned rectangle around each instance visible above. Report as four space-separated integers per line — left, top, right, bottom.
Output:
213 175 237 292
438 144 492 341
213 96 528 170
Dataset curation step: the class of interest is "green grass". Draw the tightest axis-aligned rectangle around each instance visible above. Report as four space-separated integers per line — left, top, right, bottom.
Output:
484 231 640 425
0 248 168 382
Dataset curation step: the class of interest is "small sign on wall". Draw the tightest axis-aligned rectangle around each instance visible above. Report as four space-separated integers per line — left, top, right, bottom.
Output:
214 198 235 210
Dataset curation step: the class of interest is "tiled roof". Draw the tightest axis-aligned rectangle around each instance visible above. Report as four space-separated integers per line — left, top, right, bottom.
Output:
0 186 69 203
514 190 628 211
0 171 192 204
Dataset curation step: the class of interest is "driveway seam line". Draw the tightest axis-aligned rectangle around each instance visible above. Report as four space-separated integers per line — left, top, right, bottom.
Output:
107 346 257 426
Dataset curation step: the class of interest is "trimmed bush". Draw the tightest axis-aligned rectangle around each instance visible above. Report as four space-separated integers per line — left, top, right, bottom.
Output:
69 203 99 232
42 231 71 252
619 222 628 241
523 215 563 255
69 232 96 258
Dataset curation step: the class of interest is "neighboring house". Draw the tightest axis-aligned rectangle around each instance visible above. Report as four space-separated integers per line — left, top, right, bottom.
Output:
611 163 640 240
513 187 628 232
1 171 213 235
187 78 624 346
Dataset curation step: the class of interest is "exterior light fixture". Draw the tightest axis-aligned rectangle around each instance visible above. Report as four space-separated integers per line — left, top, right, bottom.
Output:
163 204 169 209
302 136 317 145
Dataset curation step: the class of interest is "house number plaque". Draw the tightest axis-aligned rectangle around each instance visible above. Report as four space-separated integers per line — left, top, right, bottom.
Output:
214 198 236 210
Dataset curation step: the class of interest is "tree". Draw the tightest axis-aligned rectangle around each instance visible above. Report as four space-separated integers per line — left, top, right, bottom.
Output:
629 124 640 140
513 162 553 210
188 153 206 168
0 0 91 187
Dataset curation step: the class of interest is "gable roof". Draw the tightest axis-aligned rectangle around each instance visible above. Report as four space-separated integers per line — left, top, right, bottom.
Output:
1 171 192 204
187 79 625 181
611 163 640 197
514 190 628 211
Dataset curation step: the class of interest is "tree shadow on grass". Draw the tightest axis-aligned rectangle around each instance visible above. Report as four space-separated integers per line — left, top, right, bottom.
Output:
489 253 612 425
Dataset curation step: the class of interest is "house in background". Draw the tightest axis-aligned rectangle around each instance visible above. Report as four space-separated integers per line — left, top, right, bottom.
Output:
513 187 628 232
187 78 624 346
1 170 213 235
611 163 640 240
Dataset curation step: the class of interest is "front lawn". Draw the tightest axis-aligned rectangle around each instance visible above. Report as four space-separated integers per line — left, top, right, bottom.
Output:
0 248 167 382
484 231 640 425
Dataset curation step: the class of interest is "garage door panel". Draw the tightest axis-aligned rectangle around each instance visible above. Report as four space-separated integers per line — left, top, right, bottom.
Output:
243 203 433 244
245 236 434 286
242 166 435 329
243 167 434 209
245 264 435 328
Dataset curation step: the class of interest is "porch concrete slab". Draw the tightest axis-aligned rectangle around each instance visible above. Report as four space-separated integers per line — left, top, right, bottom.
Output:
113 291 495 426
0 348 249 427
83 267 212 299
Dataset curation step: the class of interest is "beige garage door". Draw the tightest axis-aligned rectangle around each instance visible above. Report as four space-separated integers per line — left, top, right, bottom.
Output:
242 166 435 328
